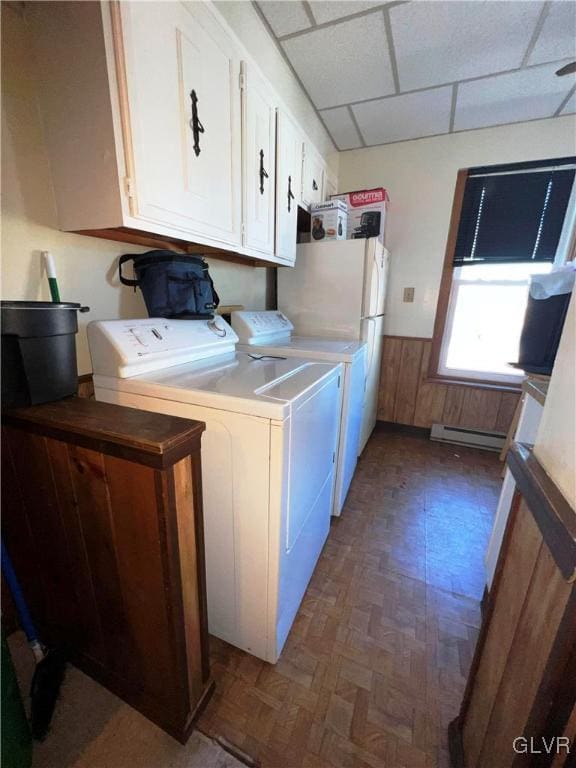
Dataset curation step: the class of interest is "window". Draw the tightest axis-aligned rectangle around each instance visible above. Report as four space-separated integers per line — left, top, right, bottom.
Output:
439 262 553 383
433 159 576 385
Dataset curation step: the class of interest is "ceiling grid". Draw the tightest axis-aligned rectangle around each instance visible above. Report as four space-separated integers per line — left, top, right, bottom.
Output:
256 0 576 150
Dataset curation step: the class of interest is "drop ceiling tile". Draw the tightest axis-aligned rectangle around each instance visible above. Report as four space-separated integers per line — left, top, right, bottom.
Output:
308 1 383 25
352 87 453 145
257 1 311 37
320 106 363 149
390 1 544 91
560 89 576 115
528 1 576 66
454 62 575 131
282 14 395 109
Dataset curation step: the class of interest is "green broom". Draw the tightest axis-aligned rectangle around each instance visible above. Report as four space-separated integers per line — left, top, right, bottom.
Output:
42 251 61 303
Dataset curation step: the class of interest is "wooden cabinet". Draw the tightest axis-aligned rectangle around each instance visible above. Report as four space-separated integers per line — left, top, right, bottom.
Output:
275 110 302 265
241 64 276 256
302 139 326 207
450 443 576 768
118 1 242 246
2 398 213 744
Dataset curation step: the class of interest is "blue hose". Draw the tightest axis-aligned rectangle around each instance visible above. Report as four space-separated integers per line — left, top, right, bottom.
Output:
1 539 38 645
1 538 66 740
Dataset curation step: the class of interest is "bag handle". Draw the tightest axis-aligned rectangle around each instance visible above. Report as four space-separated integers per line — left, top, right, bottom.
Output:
202 261 220 309
119 251 208 286
118 253 139 287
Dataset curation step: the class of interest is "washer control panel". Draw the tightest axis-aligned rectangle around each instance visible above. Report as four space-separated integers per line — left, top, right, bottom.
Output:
231 310 293 345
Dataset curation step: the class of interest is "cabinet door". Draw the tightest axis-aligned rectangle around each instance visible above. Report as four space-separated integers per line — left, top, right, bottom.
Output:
117 2 242 246
324 169 338 200
242 64 276 255
275 110 302 265
301 140 325 207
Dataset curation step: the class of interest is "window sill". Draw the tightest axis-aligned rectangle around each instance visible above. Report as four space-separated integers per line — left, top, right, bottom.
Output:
424 373 522 393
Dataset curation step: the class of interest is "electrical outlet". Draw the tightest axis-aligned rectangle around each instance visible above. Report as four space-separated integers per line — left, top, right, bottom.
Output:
403 287 415 303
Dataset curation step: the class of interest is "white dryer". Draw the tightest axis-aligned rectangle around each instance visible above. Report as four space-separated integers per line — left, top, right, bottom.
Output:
232 310 367 516
87 317 342 663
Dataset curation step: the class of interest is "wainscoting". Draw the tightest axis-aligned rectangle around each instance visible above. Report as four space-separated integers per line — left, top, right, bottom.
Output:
378 337 521 433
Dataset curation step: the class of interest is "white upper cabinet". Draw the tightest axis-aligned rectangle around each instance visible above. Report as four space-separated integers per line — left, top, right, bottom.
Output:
324 169 338 200
118 1 242 246
241 64 277 256
301 140 326 208
28 1 335 266
275 110 302 265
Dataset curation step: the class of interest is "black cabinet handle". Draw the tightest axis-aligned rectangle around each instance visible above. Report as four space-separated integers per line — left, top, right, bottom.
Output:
189 89 205 157
287 175 295 212
312 179 318 191
259 149 269 195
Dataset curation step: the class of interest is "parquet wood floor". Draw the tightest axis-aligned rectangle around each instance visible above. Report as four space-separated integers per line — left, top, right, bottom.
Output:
198 426 501 768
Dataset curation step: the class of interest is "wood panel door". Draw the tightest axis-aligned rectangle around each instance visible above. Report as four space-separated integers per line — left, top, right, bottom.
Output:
117 1 242 246
275 109 302 265
241 63 277 256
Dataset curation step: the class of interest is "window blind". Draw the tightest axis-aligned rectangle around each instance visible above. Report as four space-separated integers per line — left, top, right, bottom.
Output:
453 163 575 267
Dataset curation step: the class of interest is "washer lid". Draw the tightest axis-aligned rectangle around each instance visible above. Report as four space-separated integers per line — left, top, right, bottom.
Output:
97 351 341 420
238 335 367 363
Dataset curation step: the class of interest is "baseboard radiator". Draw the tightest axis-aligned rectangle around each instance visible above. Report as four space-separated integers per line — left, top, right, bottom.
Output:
430 423 506 452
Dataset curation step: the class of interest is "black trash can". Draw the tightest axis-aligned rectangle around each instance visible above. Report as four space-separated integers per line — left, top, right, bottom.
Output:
513 269 575 376
516 292 572 375
1 301 89 408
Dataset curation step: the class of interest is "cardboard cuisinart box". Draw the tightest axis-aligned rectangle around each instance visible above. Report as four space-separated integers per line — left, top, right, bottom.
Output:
330 188 389 242
310 200 347 241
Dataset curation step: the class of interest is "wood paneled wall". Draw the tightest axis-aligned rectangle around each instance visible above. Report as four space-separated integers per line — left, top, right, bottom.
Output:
378 336 520 433
451 443 576 767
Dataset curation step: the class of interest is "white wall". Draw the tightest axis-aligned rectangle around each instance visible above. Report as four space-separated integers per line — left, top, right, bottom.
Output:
534 292 576 509
339 117 576 338
215 1 338 173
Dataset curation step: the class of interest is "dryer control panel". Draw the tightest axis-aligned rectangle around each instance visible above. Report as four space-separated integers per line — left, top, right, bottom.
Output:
231 310 294 345
88 317 238 378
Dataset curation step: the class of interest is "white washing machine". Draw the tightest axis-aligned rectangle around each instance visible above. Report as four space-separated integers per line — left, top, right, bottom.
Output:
87 317 342 663
232 310 367 516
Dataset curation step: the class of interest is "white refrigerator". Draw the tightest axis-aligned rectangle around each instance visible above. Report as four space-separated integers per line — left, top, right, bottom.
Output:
278 238 389 453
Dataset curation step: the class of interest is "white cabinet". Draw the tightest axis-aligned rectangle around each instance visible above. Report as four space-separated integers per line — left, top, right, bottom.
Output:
275 110 302 265
119 2 242 246
29 1 243 250
29 1 334 266
302 140 326 207
485 391 544 588
324 169 338 200
241 64 276 256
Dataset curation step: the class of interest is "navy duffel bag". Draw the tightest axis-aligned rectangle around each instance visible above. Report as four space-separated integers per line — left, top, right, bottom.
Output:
119 250 219 319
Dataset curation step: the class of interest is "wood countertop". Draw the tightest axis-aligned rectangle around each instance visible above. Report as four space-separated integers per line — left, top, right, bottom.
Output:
2 397 205 469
